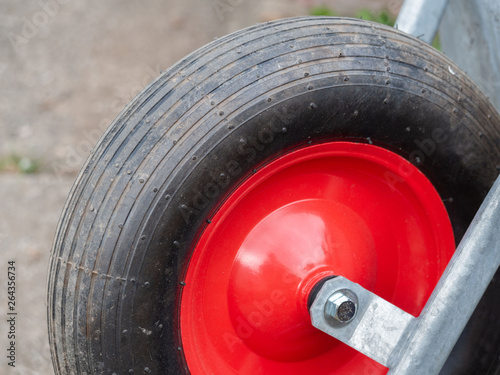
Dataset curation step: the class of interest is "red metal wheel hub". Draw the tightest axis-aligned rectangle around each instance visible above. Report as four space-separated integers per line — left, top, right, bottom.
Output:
180 142 455 374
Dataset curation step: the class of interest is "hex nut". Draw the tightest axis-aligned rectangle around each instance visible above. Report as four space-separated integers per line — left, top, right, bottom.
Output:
324 290 358 324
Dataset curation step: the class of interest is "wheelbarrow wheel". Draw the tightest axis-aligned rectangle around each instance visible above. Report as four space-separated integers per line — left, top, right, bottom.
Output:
47 17 500 375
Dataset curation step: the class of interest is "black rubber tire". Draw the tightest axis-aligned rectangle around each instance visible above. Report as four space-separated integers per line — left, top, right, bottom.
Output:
47 17 500 375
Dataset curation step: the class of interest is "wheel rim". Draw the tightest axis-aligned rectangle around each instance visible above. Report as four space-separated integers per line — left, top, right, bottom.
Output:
180 141 455 374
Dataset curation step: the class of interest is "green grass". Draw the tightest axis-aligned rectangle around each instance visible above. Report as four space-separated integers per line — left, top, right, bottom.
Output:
0 154 40 174
431 35 441 51
309 5 338 17
355 8 395 26
309 5 394 24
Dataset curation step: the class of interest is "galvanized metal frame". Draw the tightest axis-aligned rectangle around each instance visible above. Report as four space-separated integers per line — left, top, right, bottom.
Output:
395 0 450 44
440 0 500 112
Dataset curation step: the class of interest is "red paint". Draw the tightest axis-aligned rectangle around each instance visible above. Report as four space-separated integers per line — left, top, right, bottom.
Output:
180 142 455 374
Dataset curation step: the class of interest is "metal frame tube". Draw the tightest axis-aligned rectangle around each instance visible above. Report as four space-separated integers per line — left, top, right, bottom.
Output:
395 0 450 44
388 175 500 373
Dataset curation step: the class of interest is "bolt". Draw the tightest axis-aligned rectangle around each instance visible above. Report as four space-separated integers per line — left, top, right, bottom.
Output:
325 290 357 324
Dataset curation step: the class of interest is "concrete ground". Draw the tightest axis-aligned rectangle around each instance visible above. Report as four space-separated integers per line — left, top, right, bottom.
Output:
0 0 396 373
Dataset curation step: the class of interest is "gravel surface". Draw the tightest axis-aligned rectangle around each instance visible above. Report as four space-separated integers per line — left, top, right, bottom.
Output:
0 1 395 373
